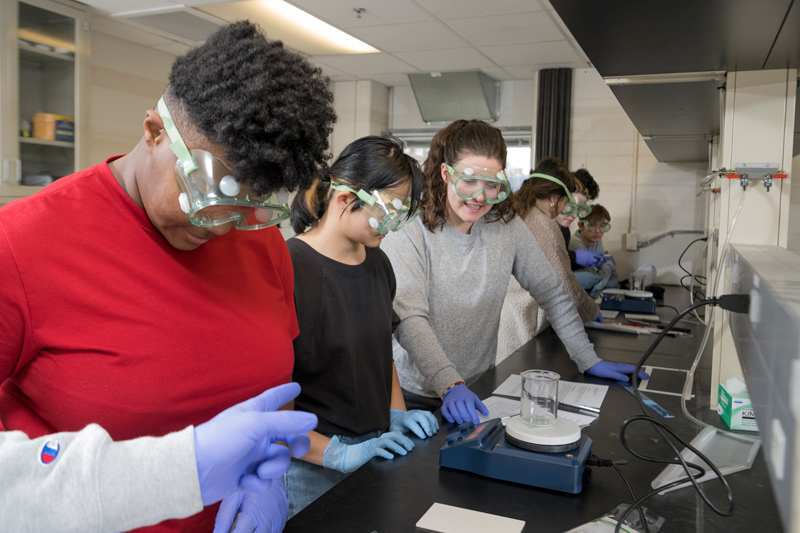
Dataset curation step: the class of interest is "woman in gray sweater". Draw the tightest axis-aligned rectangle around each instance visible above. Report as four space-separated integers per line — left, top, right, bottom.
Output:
382 120 646 425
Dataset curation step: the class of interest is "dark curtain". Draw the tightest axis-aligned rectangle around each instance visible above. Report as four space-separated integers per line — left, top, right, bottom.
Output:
536 68 572 166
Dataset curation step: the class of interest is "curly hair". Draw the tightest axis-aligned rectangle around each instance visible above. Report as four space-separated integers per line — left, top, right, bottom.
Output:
420 120 514 232
165 21 336 196
290 136 423 234
573 168 599 200
512 157 577 219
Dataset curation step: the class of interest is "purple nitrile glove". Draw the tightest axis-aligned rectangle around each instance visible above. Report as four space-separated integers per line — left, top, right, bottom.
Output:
575 248 605 268
213 477 288 533
441 384 489 425
585 361 650 382
194 382 318 507
595 312 604 323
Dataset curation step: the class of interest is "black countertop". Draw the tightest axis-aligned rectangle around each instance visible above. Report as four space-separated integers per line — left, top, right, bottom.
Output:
285 288 781 532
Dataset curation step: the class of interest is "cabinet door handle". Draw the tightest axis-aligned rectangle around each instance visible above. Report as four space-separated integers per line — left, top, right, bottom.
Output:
14 159 21 184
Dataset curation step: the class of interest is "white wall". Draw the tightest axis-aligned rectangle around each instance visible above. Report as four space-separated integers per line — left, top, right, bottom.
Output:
86 32 173 165
570 69 707 284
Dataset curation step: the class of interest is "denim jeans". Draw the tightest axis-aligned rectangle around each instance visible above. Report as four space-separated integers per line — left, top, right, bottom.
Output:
285 430 383 519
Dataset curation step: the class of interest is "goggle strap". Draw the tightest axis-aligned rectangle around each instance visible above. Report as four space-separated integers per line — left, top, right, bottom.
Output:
157 96 199 175
330 183 377 206
529 173 576 204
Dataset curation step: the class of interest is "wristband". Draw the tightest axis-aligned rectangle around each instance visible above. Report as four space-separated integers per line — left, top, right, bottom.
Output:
442 381 464 399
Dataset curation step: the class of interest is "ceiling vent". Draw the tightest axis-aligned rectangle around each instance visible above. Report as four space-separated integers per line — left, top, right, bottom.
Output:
408 71 501 124
112 6 226 45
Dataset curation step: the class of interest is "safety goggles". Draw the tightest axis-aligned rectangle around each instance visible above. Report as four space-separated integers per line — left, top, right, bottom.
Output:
583 220 611 233
330 183 419 235
157 97 290 230
529 173 592 218
445 163 511 204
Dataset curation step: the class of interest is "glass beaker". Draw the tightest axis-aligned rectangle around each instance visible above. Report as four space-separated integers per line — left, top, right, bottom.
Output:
520 370 559 426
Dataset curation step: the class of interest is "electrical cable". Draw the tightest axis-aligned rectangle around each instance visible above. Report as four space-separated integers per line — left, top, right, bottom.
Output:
587 454 648 531
613 295 750 532
678 237 708 288
679 189 747 429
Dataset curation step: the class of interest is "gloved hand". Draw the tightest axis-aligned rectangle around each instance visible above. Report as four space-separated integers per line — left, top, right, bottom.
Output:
585 361 650 382
389 409 439 439
575 248 605 268
594 312 604 323
323 432 415 473
213 477 288 533
441 384 489 425
194 382 318 506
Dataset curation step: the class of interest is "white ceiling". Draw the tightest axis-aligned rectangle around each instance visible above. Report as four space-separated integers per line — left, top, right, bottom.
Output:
79 0 591 87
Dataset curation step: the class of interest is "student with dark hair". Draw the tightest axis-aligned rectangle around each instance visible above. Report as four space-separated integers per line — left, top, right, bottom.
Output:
573 168 600 200
0 21 336 532
382 120 646 426
570 204 619 297
286 136 438 517
556 167 604 270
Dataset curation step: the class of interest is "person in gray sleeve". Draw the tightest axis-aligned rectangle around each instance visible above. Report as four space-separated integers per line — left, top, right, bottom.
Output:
382 120 648 425
1 382 316 533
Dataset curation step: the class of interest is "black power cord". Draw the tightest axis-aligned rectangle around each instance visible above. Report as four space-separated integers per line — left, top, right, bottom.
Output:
612 294 750 532
679 237 709 300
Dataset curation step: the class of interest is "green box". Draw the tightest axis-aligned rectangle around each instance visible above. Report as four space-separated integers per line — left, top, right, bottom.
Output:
717 384 759 432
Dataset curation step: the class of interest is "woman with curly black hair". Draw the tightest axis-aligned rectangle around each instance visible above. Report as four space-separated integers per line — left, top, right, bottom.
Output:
0 21 335 533
382 120 643 426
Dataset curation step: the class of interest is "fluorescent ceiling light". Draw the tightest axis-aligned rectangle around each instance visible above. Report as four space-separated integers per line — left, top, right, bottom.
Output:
199 0 379 55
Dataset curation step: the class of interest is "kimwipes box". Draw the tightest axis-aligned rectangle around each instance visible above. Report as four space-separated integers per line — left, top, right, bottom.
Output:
717 378 759 432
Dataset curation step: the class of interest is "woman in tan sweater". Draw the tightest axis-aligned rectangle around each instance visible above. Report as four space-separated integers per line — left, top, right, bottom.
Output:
497 157 601 362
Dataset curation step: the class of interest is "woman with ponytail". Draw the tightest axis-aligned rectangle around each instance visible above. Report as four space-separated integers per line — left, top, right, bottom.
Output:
382 121 647 426
284 135 438 517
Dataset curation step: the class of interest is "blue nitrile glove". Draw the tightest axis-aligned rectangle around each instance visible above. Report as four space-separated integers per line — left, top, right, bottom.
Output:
585 361 650 382
595 312 604 323
441 384 489 425
322 432 414 473
575 248 605 268
389 409 440 439
213 477 288 533
194 382 318 507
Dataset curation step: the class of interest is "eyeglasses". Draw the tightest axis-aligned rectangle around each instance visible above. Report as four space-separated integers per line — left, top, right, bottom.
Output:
529 173 591 218
329 183 419 235
584 221 611 233
445 163 511 204
158 97 290 230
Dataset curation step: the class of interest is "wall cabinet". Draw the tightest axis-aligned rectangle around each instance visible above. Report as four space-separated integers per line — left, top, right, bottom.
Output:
0 0 87 205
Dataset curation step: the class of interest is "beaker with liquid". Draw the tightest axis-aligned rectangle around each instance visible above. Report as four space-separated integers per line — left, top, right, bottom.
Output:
520 370 559 426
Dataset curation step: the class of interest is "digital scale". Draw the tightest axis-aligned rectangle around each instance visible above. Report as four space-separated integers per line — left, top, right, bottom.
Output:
439 416 593 494
600 289 657 314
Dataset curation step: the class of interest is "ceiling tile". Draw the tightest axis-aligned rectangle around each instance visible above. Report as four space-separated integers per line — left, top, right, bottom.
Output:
288 0 434 28
416 0 543 19
479 40 581 66
367 73 415 86
394 47 495 71
89 16 176 46
479 66 517 81
312 53 417 75
444 11 563 47
348 21 466 52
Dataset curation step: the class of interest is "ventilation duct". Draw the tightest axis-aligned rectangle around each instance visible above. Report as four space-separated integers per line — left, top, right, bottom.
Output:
112 7 226 45
407 71 501 124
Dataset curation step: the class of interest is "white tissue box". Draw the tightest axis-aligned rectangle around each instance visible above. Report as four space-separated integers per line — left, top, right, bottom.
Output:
717 384 759 432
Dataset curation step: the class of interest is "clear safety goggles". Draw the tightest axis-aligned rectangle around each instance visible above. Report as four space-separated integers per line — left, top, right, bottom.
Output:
157 97 290 230
330 183 419 235
529 173 592 219
583 220 611 233
445 163 511 204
